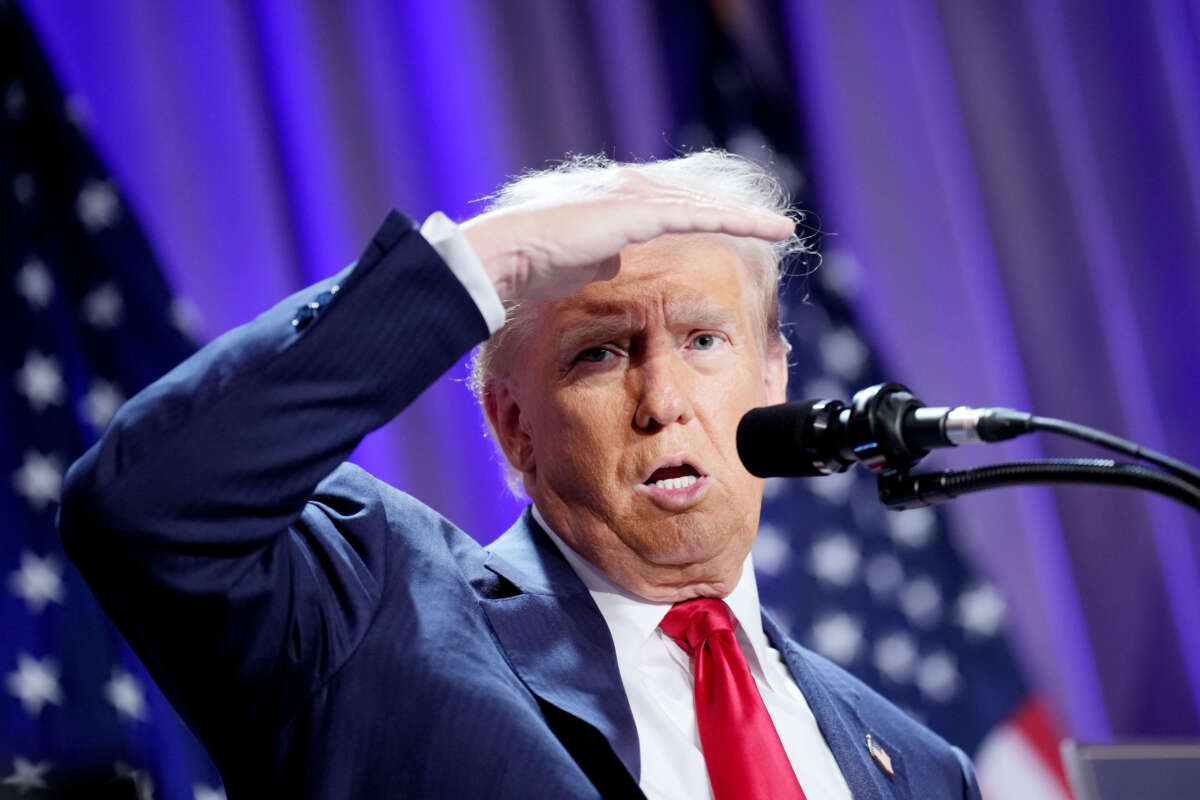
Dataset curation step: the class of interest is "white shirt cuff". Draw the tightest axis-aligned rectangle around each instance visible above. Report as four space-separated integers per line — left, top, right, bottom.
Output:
420 211 506 335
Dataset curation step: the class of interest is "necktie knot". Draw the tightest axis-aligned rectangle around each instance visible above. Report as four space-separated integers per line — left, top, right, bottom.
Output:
659 597 737 656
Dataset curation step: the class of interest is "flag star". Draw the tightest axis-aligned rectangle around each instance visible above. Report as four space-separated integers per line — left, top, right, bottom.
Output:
809 532 861 586
83 283 125 328
170 296 201 337
752 522 791 576
957 583 1006 638
761 477 788 500
5 653 64 717
13 171 34 206
819 248 863 301
727 125 771 161
770 154 806 198
5 81 26 119
193 784 227 800
916 651 961 702
105 668 149 722
81 380 125 430
873 631 918 684
678 120 715 150
806 469 854 504
64 93 92 129
818 327 869 379
114 762 155 800
14 352 65 411
15 257 54 309
900 576 943 629
13 451 62 511
77 179 121 231
2 756 51 793
887 507 936 548
8 551 65 614
811 612 863 665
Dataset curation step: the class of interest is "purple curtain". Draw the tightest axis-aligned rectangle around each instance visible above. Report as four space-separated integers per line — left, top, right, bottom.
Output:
21 0 1200 744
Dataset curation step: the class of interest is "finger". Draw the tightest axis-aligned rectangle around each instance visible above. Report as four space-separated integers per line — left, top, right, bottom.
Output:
717 209 795 241
638 198 795 242
620 182 794 238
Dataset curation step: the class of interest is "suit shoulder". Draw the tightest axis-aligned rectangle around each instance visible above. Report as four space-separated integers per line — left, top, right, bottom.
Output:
805 644 958 746
785 640 979 796
309 462 489 570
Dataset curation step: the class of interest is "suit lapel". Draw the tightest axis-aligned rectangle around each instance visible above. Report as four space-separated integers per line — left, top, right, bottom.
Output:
480 512 909 799
763 613 909 800
480 510 641 782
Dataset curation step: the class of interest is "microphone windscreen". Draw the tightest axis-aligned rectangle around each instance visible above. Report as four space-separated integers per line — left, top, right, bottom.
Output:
737 401 828 478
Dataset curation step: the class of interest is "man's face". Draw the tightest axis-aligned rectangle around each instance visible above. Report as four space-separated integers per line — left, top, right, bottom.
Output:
496 234 787 601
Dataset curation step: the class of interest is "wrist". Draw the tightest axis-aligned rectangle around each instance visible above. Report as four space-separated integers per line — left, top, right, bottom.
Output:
462 216 525 302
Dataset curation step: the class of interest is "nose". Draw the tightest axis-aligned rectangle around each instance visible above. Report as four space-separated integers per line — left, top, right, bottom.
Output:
632 352 695 431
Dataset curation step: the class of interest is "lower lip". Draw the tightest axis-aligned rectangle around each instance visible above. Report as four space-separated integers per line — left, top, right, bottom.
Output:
634 476 711 509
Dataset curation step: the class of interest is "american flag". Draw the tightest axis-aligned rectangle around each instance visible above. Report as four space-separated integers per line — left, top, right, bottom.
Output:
1 5 222 798
657 2 1073 797
757 261 1073 799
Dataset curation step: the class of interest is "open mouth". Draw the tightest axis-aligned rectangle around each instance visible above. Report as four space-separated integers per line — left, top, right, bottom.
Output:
643 463 703 490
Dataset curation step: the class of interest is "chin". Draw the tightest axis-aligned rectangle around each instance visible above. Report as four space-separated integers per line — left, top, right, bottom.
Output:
635 513 747 568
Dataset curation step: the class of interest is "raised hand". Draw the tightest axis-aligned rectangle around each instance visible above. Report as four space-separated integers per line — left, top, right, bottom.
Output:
460 170 795 302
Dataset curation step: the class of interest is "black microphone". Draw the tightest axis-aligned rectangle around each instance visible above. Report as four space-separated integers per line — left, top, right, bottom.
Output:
736 382 1032 478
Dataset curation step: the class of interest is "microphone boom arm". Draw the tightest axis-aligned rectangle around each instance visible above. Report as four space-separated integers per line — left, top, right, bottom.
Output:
877 459 1200 512
738 382 1200 515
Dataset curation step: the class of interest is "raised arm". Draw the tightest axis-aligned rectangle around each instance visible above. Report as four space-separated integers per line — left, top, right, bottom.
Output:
59 184 793 762
59 212 484 755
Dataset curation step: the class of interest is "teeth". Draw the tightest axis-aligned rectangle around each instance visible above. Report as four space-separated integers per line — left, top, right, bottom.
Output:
651 475 698 490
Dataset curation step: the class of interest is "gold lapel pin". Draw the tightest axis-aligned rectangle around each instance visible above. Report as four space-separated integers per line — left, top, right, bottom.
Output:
867 734 895 776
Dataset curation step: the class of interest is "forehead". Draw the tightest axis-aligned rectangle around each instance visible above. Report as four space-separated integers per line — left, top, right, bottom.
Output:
545 234 755 330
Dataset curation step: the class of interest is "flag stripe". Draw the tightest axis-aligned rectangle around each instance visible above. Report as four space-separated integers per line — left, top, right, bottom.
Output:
1012 696 1073 795
975 721 1073 800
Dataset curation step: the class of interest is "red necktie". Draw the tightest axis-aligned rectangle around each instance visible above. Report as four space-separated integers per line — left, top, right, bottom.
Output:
659 598 807 800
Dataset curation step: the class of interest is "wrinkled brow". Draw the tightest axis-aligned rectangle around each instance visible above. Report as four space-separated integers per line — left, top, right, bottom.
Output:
555 297 740 355
555 311 640 356
663 296 740 330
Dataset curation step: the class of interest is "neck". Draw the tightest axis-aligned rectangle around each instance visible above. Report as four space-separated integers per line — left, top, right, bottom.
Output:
529 504 748 603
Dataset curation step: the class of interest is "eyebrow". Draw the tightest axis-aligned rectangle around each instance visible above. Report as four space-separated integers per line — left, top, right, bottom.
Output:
556 313 638 357
665 297 739 330
554 297 741 356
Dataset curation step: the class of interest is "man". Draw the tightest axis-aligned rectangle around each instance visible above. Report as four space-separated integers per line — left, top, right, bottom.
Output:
60 152 979 798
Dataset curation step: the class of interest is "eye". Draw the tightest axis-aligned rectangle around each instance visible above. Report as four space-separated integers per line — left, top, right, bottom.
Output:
690 333 721 351
575 346 612 364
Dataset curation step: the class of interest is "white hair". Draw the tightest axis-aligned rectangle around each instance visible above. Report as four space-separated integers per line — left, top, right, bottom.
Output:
468 149 809 494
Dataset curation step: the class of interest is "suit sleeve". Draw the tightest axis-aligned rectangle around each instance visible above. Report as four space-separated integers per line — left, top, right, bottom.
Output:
58 210 491 755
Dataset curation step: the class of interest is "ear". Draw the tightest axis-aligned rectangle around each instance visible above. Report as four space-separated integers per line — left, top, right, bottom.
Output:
763 338 789 406
483 378 536 475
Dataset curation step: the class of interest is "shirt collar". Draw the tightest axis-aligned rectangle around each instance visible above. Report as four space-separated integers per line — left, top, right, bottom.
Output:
530 505 776 680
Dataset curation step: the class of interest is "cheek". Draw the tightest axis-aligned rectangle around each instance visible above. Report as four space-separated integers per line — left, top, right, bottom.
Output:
710 364 770 425
537 390 629 471
702 367 771 476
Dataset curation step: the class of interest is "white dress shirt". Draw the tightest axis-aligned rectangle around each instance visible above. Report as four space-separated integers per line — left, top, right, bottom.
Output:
422 212 853 799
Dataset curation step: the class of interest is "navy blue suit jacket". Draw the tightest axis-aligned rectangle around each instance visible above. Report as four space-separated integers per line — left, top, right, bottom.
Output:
60 212 981 798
